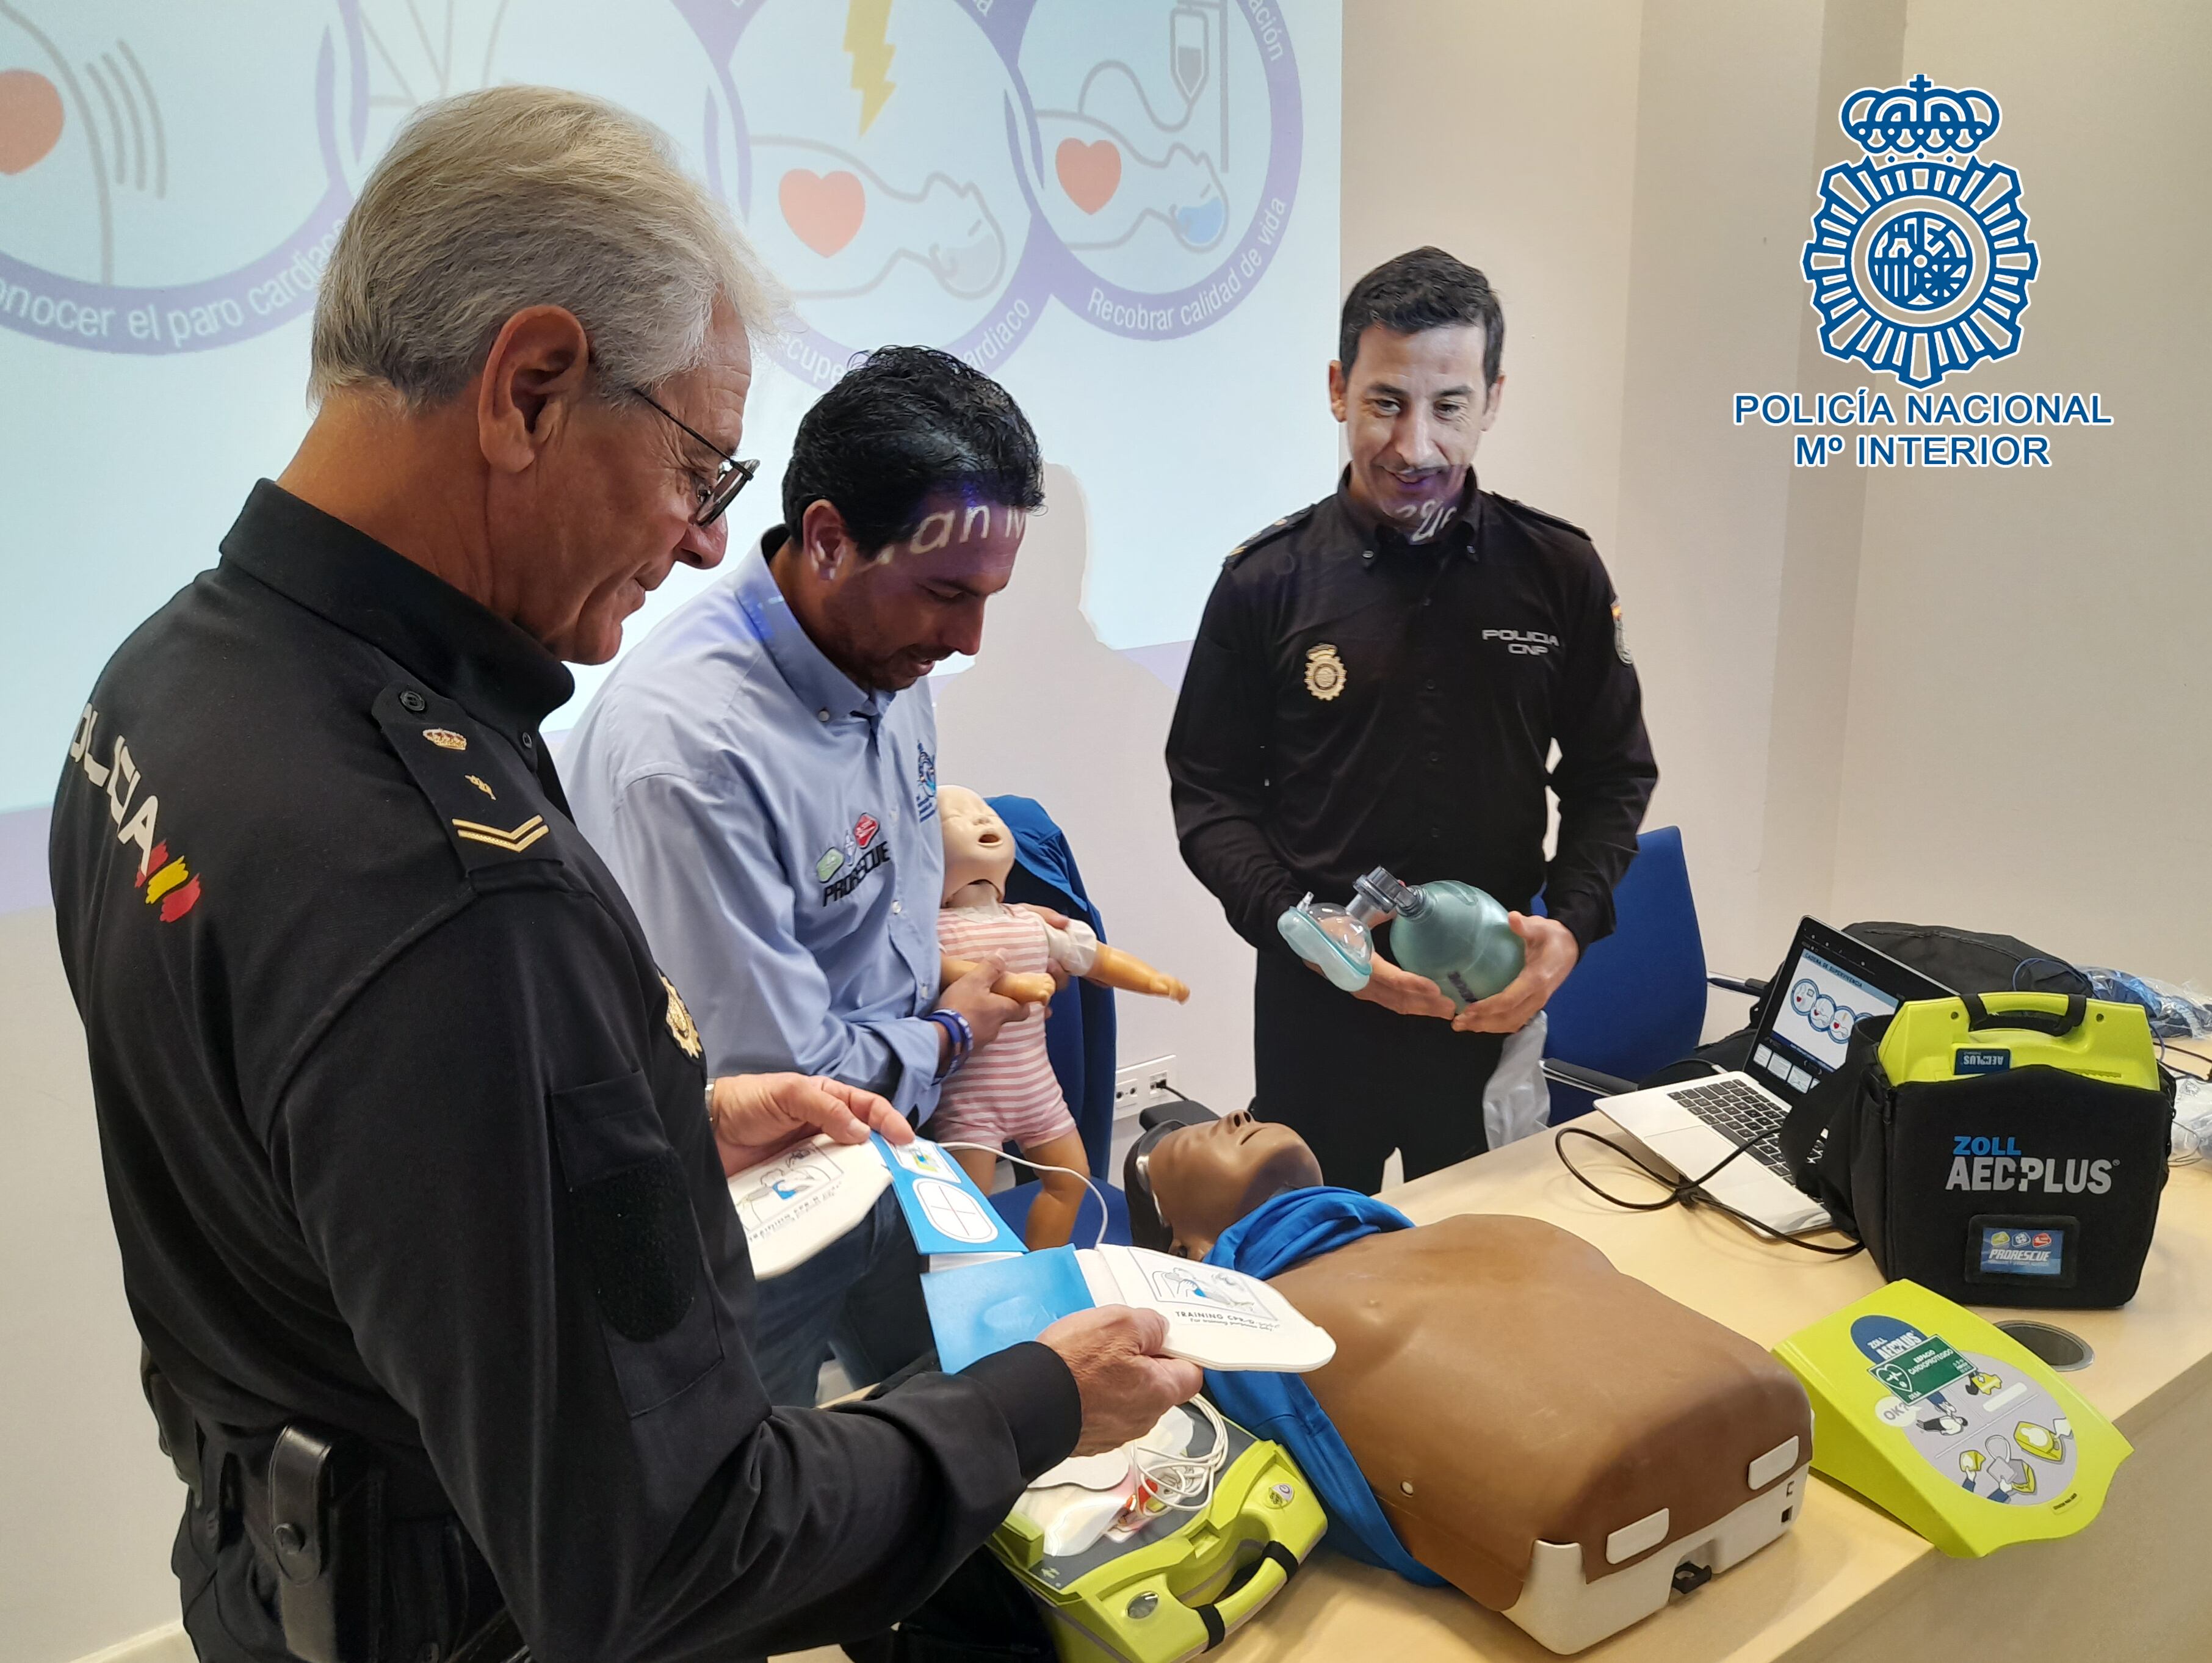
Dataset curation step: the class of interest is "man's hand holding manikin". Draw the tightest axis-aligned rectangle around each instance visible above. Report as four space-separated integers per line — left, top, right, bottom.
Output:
1340 910 1580 1032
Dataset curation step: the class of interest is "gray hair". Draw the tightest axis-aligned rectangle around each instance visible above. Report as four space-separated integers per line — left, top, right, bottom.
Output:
310 85 783 406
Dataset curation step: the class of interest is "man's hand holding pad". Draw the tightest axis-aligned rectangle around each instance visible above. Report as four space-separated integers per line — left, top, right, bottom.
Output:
710 1073 910 1178
1039 1306 1204 1456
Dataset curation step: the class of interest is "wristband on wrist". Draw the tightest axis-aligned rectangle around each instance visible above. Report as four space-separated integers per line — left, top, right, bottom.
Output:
928 1007 975 1082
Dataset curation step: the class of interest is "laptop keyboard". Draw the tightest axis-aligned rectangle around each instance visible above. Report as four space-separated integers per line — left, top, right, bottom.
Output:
1664 1079 1795 1179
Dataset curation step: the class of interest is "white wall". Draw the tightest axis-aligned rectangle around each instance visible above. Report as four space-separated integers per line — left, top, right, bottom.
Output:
1829 0 2212 979
0 907 186 1663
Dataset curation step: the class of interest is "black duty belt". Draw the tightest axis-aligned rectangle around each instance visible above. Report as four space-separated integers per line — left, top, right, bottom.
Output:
146 1355 513 1663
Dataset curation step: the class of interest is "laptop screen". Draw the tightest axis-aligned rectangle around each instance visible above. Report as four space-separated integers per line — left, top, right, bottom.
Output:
1748 945 1909 1100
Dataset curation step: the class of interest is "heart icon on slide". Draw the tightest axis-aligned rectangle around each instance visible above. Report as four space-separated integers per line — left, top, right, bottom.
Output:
779 168 865 257
0 69 65 176
1055 139 1121 215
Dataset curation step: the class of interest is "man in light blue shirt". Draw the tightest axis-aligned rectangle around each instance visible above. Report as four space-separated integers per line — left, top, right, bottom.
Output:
566 347 1047 1402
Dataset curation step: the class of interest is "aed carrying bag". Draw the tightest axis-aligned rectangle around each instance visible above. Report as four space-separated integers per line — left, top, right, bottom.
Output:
1780 992 2174 1308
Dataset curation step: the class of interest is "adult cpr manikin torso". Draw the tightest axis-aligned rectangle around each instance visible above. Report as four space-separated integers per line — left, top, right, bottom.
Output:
1273 1217 1806 1614
1139 1114 1812 1651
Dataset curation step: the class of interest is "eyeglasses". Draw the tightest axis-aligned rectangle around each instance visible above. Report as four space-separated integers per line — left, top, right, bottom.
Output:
629 386 759 527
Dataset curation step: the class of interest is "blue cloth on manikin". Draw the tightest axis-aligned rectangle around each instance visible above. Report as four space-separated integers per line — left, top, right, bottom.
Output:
987 794 1118 1179
1202 1188 1447 1585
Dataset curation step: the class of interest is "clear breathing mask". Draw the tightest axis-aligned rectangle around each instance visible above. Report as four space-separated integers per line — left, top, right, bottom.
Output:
1276 868 1426 994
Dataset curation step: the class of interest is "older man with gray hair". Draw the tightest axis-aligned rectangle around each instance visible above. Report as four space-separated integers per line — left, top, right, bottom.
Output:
50 86 1195 1663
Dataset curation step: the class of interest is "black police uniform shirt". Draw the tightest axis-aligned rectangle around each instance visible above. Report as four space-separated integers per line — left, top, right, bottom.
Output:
1166 472 1659 957
49 482 1080 1662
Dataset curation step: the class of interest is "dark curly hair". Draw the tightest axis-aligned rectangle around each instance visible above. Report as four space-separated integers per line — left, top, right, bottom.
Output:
781 345 1046 554
1339 247 1504 387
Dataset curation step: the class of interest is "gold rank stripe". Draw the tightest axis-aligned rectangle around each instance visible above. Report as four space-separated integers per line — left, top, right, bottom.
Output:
452 814 549 853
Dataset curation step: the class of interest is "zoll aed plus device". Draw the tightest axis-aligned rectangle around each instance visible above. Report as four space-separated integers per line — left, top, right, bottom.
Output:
1878 994 2160 1092
992 1410 1325 1663
1773 1281 2129 1557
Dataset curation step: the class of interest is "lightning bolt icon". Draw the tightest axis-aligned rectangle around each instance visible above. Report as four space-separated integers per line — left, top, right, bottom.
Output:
843 0 897 135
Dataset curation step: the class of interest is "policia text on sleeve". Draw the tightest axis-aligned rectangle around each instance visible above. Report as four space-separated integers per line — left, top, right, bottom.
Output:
49 482 1082 1663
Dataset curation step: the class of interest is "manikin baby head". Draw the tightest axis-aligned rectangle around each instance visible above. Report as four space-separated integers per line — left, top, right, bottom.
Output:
939 785 1016 906
1125 1108 1324 1258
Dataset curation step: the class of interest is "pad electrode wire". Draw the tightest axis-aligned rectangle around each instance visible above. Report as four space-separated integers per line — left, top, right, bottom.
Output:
1128 1393 1230 1520
938 1140 1230 1518
1552 1124 1865 1258
934 1142 1113 1250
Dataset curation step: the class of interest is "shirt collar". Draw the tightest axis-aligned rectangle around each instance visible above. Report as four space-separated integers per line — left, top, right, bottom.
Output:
219 480 574 739
1330 467 1484 560
740 527 889 724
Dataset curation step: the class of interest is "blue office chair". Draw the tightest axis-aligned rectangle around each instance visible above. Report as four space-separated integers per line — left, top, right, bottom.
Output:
1539 825 1710 1122
978 795 1135 1247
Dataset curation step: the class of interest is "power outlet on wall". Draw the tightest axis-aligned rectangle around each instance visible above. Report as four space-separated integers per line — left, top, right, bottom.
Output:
1112 1056 1180 1117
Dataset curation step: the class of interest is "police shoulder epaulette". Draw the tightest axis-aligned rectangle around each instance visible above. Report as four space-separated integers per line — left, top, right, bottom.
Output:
1492 495 1592 544
369 683 565 882
1223 502 1318 569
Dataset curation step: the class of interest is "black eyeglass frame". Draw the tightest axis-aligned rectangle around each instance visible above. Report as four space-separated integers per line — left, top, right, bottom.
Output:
629 386 759 527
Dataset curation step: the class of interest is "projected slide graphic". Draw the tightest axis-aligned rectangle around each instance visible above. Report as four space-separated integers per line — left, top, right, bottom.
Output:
0 0 1303 368
0 0 1335 858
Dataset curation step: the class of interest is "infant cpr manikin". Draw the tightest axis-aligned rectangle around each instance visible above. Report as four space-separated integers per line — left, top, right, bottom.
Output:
932 786 1188 1248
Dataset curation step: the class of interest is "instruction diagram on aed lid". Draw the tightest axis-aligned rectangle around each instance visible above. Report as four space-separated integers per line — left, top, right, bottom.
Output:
1856 1316 2080 1504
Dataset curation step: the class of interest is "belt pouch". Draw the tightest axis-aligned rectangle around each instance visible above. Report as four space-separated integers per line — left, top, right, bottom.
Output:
270 1422 387 1663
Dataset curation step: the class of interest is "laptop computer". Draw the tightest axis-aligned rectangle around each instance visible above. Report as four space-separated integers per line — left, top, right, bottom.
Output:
1599 918 1953 1234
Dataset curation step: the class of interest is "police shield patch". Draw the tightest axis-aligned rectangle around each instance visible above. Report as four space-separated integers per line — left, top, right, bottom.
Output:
1303 643 1346 701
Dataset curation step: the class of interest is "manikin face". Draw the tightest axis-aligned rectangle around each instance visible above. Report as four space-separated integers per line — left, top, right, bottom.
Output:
798 489 1028 691
1147 1110 1325 1259
1327 322 1502 543
938 785 1014 903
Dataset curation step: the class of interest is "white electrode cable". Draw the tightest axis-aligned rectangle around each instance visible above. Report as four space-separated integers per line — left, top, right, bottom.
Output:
933 1142 1113 1250
1128 1392 1229 1518
934 1142 1224 1518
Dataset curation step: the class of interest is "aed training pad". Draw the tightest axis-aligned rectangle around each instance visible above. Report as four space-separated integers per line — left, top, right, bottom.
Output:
1773 1281 2130 1557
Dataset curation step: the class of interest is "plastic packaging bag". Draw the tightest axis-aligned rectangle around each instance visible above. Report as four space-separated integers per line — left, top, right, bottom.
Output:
2080 967 2212 1040
2172 1076 2212 1164
1483 1010 1550 1150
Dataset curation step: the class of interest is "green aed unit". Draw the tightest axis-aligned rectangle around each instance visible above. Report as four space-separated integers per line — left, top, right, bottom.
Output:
1773 1281 2130 1557
992 1418 1326 1663
1878 993 2160 1092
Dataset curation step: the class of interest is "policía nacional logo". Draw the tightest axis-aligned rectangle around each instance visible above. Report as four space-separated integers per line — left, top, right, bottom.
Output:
1801 74 2040 389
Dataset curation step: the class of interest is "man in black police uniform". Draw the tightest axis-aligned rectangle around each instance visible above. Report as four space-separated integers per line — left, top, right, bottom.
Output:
49 86 1195 1663
1166 247 1658 1193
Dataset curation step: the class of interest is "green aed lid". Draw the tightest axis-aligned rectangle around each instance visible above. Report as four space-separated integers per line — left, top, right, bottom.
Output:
1878 991 2160 1092
1773 1280 2130 1558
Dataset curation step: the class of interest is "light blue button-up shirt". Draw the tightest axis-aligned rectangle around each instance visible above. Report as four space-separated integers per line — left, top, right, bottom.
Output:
564 533 948 1117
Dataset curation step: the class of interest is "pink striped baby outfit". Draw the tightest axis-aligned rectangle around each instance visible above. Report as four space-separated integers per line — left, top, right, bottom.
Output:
932 904 1078 1148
